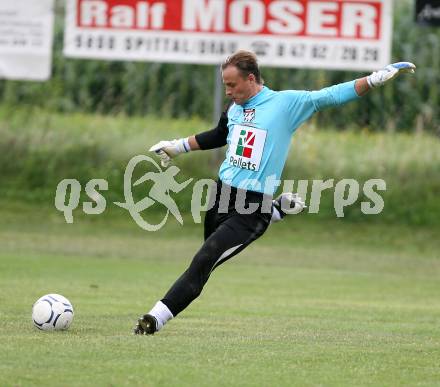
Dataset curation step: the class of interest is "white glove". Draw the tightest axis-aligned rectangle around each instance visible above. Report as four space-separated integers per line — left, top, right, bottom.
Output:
273 192 306 218
367 62 416 88
149 138 190 168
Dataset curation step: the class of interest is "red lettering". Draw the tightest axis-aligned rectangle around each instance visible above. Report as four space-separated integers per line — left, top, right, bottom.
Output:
76 0 381 40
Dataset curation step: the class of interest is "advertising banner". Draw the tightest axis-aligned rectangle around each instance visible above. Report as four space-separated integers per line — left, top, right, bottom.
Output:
64 0 392 70
416 0 440 26
0 0 54 81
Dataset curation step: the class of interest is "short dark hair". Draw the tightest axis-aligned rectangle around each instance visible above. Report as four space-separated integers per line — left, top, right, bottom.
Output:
221 50 262 84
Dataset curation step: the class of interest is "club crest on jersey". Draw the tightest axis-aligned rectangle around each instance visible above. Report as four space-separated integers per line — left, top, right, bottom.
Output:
243 108 255 123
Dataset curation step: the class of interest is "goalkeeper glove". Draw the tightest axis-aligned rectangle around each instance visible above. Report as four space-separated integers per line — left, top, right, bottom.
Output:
367 62 416 88
272 192 306 221
149 138 191 168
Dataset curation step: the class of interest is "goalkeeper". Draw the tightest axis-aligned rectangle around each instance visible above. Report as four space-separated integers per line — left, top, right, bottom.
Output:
134 51 415 335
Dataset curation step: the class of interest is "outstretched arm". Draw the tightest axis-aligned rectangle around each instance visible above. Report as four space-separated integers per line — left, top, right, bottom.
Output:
149 103 231 167
355 62 416 97
188 136 201 150
308 61 416 113
354 77 370 97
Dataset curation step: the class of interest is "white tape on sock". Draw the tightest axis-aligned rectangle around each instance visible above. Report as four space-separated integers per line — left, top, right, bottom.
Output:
148 301 173 331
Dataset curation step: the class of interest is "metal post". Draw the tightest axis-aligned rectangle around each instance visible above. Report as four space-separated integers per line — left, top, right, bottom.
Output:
213 64 223 124
212 65 224 165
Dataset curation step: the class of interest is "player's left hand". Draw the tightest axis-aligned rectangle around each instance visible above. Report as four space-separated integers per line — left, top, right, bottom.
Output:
367 62 416 88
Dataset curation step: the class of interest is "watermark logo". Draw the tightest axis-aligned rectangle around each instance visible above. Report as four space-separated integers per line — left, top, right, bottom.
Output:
55 155 192 231
114 155 192 231
54 154 387 232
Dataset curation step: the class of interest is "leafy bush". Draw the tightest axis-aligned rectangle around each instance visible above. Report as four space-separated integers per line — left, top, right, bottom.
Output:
1 109 439 225
0 1 438 133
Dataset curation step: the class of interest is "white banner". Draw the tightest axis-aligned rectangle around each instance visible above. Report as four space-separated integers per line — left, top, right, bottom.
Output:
0 0 55 81
64 0 392 71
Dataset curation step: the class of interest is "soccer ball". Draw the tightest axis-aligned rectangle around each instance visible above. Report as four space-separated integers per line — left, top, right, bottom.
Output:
32 294 74 331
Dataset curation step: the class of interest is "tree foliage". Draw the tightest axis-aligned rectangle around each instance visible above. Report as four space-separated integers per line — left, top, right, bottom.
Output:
0 1 438 133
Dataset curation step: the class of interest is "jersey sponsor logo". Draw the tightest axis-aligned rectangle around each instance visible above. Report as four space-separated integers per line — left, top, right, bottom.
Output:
229 125 266 172
243 108 255 123
236 129 255 158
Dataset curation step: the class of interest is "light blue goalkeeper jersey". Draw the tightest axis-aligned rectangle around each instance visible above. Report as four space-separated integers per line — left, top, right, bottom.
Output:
218 80 360 195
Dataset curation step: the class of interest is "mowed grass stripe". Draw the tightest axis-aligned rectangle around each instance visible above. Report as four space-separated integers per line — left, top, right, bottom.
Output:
1 216 439 386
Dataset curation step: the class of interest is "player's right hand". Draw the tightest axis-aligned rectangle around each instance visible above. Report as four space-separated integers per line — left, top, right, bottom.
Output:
149 139 189 168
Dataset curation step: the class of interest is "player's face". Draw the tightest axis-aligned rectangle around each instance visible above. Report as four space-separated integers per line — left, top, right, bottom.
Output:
222 65 256 105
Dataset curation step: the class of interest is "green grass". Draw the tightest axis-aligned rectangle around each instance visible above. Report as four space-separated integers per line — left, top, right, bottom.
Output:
1 202 439 386
1 108 440 224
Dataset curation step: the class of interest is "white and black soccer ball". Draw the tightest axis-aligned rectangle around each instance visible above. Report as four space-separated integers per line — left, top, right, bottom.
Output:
32 294 74 331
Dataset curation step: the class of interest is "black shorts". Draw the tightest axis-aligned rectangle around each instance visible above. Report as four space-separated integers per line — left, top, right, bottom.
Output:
162 181 272 316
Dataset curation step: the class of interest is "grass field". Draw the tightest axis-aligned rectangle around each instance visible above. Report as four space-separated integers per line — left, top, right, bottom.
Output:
2 109 440 225
1 202 439 386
